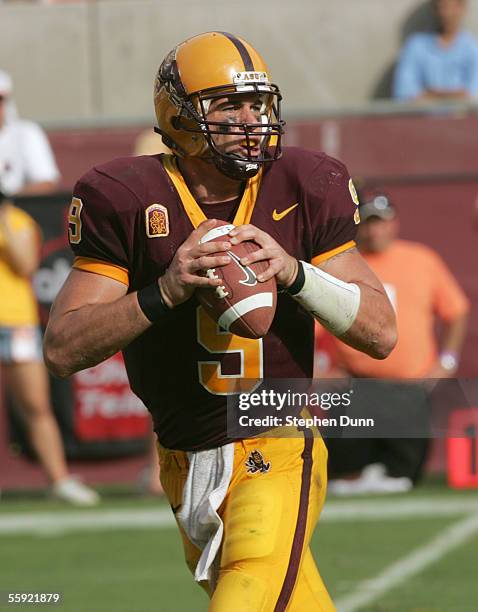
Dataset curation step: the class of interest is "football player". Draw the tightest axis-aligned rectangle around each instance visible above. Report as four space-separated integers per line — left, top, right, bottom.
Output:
44 32 396 611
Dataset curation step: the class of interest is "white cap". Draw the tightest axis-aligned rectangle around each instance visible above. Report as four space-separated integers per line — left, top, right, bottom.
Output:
0 70 13 97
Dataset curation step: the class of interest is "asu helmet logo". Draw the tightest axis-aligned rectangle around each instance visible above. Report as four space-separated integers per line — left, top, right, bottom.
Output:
245 450 271 474
145 204 169 238
233 71 269 84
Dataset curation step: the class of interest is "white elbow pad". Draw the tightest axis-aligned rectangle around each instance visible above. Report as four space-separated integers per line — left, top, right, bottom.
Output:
289 261 361 336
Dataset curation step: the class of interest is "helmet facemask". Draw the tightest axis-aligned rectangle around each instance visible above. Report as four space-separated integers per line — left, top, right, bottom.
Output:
192 82 284 180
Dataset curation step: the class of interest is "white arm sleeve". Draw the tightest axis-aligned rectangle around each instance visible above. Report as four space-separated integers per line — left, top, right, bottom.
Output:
290 261 361 336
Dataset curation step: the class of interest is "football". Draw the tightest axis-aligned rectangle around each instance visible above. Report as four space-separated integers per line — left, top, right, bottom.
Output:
196 222 277 339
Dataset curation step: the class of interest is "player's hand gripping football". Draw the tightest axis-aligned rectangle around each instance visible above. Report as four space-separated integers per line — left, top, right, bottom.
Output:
159 219 231 308
228 224 298 288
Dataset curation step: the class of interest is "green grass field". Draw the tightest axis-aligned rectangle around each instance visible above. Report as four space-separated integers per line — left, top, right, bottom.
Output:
1 481 478 611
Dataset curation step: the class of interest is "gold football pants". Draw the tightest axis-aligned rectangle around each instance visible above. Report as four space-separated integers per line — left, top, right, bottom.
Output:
158 432 335 611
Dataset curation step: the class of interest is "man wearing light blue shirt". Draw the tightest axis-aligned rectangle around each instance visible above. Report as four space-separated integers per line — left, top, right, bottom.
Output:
393 0 478 101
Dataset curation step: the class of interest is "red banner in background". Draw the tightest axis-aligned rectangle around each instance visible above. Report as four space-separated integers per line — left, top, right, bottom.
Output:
73 352 150 441
447 408 478 489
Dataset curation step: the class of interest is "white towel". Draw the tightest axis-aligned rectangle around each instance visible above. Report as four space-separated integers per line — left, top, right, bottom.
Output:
177 443 235 586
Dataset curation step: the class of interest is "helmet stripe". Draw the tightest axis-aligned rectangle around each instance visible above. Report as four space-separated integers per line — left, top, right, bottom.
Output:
219 32 254 71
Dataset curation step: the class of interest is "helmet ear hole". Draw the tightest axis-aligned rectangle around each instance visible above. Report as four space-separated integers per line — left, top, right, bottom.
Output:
154 127 181 154
171 116 182 131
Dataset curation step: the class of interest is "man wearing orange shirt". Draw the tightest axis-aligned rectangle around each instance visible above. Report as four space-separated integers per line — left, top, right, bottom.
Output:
324 193 469 493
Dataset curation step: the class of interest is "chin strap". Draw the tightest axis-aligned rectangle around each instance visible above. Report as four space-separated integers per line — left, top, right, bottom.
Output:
212 156 261 181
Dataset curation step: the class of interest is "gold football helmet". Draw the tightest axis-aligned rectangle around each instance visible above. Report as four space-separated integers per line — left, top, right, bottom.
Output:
154 31 285 180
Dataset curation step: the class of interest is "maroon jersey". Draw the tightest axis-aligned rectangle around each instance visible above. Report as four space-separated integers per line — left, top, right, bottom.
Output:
69 148 359 450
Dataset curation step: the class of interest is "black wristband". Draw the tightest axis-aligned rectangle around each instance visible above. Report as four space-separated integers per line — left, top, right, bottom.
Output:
286 260 306 295
137 281 171 323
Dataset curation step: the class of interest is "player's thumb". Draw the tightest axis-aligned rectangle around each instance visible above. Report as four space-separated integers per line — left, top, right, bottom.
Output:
194 218 220 242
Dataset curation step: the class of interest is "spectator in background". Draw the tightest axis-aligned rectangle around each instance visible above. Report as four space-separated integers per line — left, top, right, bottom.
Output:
393 0 478 101
321 193 469 494
0 191 99 505
0 69 96 504
0 70 59 196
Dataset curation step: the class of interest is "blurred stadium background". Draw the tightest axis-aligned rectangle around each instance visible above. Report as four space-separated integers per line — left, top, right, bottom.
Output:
1 1 478 611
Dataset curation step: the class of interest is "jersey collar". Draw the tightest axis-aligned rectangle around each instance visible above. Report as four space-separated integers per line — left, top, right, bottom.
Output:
161 154 262 228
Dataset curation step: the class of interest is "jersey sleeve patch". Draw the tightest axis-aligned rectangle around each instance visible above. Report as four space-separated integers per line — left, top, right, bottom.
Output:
348 178 360 206
73 256 129 286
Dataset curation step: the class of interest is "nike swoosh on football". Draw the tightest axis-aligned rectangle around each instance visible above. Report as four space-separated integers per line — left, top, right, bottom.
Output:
272 203 299 221
227 251 257 287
